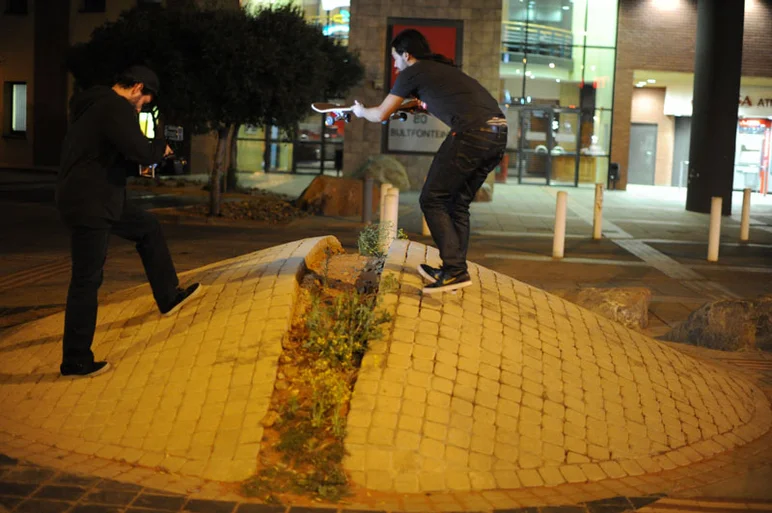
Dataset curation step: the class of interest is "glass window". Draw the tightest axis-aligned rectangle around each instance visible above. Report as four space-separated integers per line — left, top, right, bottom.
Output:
583 0 618 48
10 83 27 133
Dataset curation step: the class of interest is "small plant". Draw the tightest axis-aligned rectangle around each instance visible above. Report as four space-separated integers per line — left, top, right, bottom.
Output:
380 273 399 294
357 223 387 257
304 289 391 368
301 361 351 431
397 228 409 240
321 247 332 288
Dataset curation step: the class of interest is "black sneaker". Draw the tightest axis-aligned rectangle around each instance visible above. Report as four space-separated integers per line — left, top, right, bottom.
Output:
60 361 111 378
422 270 472 294
417 264 442 283
160 283 201 316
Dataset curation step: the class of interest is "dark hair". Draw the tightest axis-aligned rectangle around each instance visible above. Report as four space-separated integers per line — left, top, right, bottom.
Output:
391 29 455 66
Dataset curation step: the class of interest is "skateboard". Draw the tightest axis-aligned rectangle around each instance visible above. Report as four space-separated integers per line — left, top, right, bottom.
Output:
311 102 424 127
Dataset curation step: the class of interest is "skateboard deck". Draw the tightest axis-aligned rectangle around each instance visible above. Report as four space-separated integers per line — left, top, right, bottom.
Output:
311 102 425 126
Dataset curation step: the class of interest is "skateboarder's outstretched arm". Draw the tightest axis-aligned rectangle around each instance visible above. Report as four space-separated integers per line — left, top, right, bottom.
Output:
351 94 405 123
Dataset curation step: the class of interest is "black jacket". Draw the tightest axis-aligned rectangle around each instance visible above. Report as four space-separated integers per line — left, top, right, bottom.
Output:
56 86 167 222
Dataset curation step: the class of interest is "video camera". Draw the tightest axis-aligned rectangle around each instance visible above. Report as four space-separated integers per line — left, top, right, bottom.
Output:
138 108 187 178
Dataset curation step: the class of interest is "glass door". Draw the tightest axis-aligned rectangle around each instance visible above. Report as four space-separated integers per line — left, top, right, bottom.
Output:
517 108 553 185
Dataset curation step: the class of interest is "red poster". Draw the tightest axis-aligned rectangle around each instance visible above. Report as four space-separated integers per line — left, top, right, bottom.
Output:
388 23 460 89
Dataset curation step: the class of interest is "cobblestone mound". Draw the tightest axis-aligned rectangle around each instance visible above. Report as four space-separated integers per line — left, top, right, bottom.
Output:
0 237 341 483
343 241 772 493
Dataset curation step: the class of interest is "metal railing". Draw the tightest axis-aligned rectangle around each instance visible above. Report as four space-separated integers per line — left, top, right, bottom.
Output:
501 21 573 60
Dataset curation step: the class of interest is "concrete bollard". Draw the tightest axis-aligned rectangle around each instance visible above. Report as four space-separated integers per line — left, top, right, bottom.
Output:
707 196 722 262
553 191 568 259
382 188 399 246
740 187 751 242
379 183 392 221
422 215 431 237
362 176 373 224
592 183 603 240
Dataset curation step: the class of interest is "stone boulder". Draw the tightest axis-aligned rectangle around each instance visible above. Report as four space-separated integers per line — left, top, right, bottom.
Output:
351 155 411 191
660 295 772 351
296 176 380 217
554 287 651 330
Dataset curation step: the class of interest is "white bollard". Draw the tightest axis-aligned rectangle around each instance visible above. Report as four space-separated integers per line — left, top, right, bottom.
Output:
422 215 431 236
707 196 722 262
740 187 751 242
592 183 603 240
553 191 568 259
383 188 400 246
379 183 392 221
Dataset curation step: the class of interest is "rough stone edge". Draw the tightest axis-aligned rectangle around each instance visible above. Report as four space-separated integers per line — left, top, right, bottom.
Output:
0 236 344 491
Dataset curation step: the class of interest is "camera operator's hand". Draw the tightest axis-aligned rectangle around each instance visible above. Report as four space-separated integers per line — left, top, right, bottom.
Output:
163 145 174 158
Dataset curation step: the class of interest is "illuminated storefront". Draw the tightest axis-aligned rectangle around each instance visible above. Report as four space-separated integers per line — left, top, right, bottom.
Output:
500 0 618 186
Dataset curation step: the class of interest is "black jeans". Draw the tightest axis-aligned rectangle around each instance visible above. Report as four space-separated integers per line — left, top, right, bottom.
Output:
419 127 507 275
61 202 179 366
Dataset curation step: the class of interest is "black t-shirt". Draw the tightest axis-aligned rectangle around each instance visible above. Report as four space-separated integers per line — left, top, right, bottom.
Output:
390 60 504 132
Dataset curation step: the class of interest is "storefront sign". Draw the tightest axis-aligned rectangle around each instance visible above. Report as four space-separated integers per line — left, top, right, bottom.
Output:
664 83 772 117
383 18 463 155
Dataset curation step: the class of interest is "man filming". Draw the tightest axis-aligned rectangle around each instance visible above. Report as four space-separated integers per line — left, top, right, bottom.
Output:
56 65 200 377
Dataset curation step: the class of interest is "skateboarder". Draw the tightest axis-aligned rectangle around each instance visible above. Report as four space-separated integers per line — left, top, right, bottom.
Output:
351 29 507 294
56 65 200 377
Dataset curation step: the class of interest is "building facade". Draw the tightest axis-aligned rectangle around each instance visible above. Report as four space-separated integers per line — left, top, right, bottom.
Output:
3 0 772 194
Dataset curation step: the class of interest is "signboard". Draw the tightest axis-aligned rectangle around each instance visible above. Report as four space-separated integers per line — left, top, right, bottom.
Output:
164 125 184 142
383 18 463 154
664 82 772 117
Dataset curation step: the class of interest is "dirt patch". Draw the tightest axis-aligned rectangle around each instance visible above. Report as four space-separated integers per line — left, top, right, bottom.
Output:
186 195 309 224
239 252 392 506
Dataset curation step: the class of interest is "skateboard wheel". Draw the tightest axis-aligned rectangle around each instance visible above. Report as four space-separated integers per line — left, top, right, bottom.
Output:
325 115 334 127
344 113 352 123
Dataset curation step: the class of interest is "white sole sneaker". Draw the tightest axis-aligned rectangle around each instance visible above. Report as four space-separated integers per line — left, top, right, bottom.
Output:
162 283 202 317
61 362 112 378
421 280 472 295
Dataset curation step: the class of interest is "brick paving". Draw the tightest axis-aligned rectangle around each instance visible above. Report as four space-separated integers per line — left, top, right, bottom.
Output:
0 235 771 511
344 241 771 495
0 236 342 488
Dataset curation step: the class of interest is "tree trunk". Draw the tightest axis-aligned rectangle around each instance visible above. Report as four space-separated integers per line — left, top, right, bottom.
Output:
210 125 232 216
229 124 240 171
263 124 271 173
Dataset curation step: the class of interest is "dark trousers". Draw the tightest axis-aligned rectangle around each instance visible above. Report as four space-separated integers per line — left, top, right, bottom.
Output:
62 202 179 366
420 127 507 275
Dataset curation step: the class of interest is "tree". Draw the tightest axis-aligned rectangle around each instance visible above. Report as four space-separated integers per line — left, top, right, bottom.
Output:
67 3 363 215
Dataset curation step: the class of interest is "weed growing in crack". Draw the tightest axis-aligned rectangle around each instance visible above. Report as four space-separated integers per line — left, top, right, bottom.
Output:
243 254 393 504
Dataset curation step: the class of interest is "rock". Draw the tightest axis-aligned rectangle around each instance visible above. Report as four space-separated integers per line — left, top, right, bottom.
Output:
351 155 411 191
296 176 380 217
474 183 493 202
660 295 772 351
555 287 651 330
261 410 280 427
